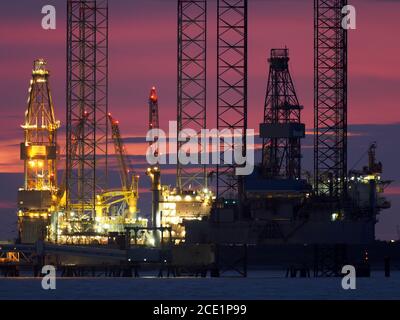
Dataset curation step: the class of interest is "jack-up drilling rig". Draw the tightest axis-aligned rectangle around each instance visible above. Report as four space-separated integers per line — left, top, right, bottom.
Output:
14 0 392 249
185 0 392 245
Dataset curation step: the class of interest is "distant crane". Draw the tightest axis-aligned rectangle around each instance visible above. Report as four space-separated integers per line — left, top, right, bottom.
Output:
106 113 139 219
61 112 140 220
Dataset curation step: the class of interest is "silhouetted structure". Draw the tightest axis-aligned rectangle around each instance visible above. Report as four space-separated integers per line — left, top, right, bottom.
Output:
314 0 348 200
216 0 248 201
261 49 305 179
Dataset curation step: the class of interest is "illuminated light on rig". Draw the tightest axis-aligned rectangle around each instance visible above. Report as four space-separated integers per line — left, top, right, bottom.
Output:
148 237 155 247
149 86 158 102
331 213 340 221
184 195 192 202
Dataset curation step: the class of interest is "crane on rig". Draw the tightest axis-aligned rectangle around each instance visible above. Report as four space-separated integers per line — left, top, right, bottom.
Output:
104 113 140 219
50 112 142 241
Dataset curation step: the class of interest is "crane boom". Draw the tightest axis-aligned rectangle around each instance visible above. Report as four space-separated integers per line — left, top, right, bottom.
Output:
109 114 130 191
108 113 139 192
108 113 139 217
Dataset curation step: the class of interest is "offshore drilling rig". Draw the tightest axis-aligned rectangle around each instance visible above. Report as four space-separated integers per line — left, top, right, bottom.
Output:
18 57 146 244
184 0 392 245
14 0 392 250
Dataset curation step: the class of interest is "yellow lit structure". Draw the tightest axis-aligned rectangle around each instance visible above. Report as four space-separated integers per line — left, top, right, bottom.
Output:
47 114 145 244
145 86 214 245
0 252 20 263
17 59 60 244
158 187 214 243
146 165 214 244
16 66 210 246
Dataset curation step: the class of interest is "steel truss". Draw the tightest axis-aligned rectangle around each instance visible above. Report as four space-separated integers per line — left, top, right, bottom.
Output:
177 0 207 191
216 0 248 200
314 0 348 199
66 0 109 218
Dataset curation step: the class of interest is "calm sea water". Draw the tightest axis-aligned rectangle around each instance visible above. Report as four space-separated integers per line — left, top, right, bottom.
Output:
0 271 399 300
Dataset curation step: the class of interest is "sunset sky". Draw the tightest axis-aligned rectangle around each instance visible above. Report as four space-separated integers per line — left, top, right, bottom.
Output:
0 0 399 240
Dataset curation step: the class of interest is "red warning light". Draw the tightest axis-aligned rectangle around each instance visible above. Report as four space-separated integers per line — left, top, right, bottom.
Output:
150 87 158 102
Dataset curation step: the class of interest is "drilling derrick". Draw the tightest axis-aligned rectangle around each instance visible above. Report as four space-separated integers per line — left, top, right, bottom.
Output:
66 0 109 220
314 0 348 200
260 49 305 179
177 0 207 192
18 59 60 244
216 0 248 201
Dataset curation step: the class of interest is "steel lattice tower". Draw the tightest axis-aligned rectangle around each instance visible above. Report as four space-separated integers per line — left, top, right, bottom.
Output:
216 0 248 200
261 49 305 180
66 0 108 218
177 0 207 192
314 0 347 199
